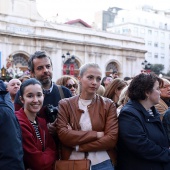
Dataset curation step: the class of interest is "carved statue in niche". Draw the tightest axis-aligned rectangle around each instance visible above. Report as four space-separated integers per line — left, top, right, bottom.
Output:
6 57 15 78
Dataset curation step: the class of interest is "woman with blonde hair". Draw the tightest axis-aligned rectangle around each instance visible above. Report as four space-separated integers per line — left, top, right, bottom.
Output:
104 78 127 107
96 84 105 96
56 63 118 170
56 75 78 96
117 86 129 116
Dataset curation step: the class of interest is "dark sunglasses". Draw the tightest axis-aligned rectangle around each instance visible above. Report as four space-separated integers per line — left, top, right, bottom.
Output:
66 84 78 89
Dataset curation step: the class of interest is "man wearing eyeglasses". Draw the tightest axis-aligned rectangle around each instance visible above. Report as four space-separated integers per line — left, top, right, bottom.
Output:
14 51 72 133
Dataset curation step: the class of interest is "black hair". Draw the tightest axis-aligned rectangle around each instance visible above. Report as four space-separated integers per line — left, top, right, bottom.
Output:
28 51 52 73
124 77 131 81
101 77 107 87
20 78 42 98
128 73 163 101
101 76 113 87
112 70 118 74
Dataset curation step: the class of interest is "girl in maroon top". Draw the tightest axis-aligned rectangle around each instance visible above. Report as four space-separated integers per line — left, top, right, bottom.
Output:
16 78 57 170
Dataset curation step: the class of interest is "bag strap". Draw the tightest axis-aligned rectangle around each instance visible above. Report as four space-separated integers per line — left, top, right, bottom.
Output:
68 100 88 158
57 85 65 99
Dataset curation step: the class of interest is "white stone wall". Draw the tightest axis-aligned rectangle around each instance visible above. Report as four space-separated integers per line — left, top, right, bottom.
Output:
0 0 146 81
107 8 170 73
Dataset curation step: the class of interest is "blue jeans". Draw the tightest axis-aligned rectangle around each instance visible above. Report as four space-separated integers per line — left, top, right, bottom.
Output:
91 160 114 170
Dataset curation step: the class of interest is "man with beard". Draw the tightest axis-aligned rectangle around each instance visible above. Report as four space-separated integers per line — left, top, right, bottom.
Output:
14 51 72 133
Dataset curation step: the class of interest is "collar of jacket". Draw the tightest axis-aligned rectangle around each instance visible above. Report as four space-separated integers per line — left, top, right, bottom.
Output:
127 100 161 122
69 94 97 106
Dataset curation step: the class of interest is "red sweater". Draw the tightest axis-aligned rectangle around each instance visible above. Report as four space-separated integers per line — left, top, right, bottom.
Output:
16 108 57 170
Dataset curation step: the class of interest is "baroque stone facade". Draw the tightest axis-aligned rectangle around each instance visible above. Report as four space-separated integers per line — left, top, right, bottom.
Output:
0 0 146 81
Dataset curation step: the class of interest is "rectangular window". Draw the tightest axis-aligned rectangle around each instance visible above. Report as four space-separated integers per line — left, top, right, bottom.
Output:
122 28 129 34
161 54 165 59
148 41 152 46
154 53 158 58
148 30 152 35
161 43 165 49
154 42 158 47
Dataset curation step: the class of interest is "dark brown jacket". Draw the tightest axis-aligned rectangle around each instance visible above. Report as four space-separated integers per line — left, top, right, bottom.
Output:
56 95 118 164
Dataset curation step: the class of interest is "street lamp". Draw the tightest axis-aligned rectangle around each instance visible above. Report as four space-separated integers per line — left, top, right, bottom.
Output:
0 66 7 81
62 52 75 63
62 52 76 75
1 66 7 77
141 60 151 73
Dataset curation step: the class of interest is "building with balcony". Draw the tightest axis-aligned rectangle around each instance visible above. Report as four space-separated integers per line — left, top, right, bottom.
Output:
107 5 170 73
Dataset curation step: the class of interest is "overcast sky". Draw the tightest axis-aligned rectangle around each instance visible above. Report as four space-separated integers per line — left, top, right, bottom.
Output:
36 0 170 24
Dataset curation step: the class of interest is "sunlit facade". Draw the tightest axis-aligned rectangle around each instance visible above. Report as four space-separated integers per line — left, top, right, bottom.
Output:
0 0 146 81
107 6 170 73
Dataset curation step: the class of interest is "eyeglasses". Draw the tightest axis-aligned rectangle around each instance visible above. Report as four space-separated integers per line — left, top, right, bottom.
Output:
66 84 78 89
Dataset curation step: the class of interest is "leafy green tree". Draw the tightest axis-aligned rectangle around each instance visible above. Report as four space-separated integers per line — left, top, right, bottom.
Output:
149 64 164 75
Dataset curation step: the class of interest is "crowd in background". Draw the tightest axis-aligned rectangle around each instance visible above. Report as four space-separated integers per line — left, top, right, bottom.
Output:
1 50 170 170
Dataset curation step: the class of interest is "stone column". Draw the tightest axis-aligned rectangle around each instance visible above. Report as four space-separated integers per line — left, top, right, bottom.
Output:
51 49 61 82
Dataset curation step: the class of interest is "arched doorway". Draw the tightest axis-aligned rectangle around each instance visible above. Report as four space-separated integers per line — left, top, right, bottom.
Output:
105 62 119 76
3 52 29 81
12 53 29 72
63 58 80 77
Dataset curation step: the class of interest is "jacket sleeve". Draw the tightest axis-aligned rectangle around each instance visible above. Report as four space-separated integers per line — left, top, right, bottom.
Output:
119 110 170 162
20 121 57 169
162 110 170 144
57 100 98 146
78 102 118 152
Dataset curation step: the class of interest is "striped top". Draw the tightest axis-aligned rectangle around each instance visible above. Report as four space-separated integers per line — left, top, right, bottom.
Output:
148 109 154 117
30 120 43 146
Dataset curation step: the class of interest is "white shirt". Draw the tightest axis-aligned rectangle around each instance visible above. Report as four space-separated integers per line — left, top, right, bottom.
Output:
69 98 110 165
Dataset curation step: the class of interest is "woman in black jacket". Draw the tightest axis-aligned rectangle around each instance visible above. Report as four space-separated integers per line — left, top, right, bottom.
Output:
117 73 170 170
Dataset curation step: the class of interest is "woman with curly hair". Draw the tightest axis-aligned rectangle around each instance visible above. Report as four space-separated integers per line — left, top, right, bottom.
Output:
117 73 170 170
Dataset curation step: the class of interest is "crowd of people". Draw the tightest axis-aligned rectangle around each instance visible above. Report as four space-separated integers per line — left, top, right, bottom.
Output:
1 50 170 170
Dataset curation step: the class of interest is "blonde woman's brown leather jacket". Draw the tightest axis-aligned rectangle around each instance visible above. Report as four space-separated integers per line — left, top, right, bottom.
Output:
56 95 118 164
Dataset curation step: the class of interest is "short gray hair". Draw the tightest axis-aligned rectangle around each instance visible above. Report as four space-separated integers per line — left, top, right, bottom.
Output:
79 63 101 77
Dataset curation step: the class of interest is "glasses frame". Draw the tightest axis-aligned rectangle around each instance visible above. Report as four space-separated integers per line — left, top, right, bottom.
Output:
66 84 78 89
